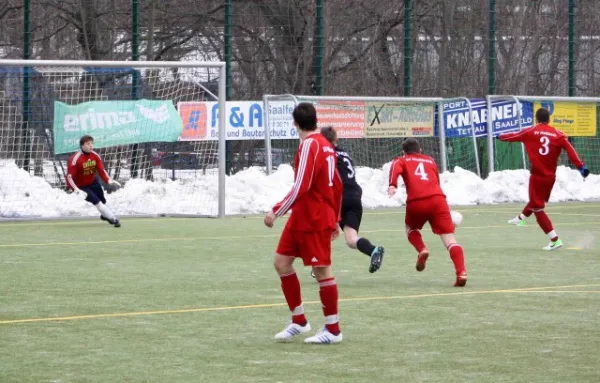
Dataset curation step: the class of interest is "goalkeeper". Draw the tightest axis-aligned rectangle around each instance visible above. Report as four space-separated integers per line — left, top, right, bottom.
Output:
66 135 122 227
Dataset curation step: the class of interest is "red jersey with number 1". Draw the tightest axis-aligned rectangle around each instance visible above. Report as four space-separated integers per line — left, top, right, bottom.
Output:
498 123 584 178
272 132 343 231
388 153 446 203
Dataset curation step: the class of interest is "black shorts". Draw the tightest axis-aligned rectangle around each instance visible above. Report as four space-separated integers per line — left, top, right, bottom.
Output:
80 181 106 205
340 197 363 231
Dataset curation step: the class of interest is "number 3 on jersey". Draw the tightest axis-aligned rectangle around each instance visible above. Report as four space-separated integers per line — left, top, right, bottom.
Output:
414 162 429 180
539 136 550 156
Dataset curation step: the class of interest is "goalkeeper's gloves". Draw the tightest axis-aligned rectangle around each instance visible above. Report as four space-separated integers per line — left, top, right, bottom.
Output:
580 165 590 178
108 179 122 188
74 189 88 200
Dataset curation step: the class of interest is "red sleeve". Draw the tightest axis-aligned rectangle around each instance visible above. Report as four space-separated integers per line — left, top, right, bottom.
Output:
93 152 111 183
66 153 79 190
561 136 585 168
498 126 534 142
272 139 317 217
388 158 404 187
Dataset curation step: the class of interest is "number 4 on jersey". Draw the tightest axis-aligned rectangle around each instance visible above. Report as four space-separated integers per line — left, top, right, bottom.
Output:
414 162 429 180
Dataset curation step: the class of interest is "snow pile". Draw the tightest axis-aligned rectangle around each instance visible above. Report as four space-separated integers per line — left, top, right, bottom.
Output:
0 159 598 218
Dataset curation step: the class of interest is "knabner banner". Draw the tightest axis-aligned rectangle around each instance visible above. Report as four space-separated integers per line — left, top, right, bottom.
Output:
53 99 183 154
442 98 534 138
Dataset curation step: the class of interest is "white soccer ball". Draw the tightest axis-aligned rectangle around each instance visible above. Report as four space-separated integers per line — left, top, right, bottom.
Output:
450 210 463 226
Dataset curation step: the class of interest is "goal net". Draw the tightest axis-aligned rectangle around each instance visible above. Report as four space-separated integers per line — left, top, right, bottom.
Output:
487 95 600 175
0 59 226 219
262 94 483 180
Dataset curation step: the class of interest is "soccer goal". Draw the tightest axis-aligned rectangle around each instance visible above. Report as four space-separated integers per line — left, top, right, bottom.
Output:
0 59 226 219
487 95 600 174
262 94 482 177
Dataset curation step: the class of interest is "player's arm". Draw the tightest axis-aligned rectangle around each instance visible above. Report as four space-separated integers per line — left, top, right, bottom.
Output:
497 126 534 142
271 139 318 217
93 152 121 187
387 158 403 197
561 137 589 177
66 155 87 199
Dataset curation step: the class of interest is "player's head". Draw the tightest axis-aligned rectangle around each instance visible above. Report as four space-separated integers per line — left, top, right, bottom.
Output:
80 135 94 153
535 108 550 124
292 102 318 132
320 126 338 146
402 138 421 155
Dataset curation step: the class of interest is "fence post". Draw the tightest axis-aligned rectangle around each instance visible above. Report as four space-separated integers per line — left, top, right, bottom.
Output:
22 0 32 172
403 0 411 96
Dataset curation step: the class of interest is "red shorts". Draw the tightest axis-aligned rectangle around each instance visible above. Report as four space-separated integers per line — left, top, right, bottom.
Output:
276 226 333 267
528 175 555 210
405 195 454 235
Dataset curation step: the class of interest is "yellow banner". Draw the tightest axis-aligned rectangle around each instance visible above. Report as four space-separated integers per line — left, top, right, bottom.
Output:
364 102 435 138
534 101 597 136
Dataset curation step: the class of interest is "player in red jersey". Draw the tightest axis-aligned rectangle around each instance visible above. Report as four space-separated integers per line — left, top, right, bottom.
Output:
388 138 467 287
66 135 122 227
264 102 344 344
498 107 589 250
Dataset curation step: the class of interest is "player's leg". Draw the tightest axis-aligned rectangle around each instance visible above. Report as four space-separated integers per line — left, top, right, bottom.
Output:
92 183 120 227
430 197 467 287
273 228 311 341
405 201 429 271
508 175 538 225
529 178 561 250
80 186 118 228
303 230 343 344
341 202 385 273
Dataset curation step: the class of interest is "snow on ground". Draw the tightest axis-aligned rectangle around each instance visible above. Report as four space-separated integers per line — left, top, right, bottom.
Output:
0 159 598 218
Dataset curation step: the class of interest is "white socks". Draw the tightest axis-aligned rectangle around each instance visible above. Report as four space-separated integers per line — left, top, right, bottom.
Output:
95 202 116 221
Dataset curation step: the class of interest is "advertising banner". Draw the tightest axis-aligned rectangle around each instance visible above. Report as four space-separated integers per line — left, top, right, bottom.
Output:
53 99 183 154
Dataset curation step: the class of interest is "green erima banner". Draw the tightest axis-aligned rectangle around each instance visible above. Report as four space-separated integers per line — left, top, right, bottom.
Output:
53 99 183 154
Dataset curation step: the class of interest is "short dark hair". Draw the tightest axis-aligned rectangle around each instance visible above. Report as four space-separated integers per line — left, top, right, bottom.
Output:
402 138 421 154
320 126 337 145
535 108 550 124
292 102 318 131
80 135 94 146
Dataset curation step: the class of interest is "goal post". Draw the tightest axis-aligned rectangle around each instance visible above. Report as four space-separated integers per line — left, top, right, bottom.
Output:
0 59 227 219
487 95 600 174
262 94 483 178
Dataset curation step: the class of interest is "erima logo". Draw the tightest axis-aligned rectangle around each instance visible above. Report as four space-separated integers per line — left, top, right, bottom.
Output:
63 109 136 132
62 104 169 132
136 104 170 123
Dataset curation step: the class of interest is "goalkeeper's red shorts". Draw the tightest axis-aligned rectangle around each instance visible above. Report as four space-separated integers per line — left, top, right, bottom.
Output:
528 175 555 210
405 195 454 235
276 224 333 267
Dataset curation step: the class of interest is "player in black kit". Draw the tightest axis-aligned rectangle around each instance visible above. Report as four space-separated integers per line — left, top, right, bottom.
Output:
315 126 385 274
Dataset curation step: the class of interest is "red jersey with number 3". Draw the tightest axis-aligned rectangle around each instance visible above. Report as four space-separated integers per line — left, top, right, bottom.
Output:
388 153 446 203
272 132 343 231
498 123 584 178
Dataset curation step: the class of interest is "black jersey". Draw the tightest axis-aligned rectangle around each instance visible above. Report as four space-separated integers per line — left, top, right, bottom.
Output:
335 146 362 199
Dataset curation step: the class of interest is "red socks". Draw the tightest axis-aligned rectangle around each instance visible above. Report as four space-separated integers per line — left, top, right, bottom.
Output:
534 211 558 241
407 229 426 253
280 272 341 335
279 272 306 325
319 278 340 335
448 244 466 274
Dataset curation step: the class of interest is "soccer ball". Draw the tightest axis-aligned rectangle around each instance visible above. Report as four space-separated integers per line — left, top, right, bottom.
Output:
450 210 463 226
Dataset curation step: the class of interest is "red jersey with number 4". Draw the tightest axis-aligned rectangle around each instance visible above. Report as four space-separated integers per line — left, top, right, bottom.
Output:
499 123 584 178
388 153 446 203
66 150 110 189
272 133 343 231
